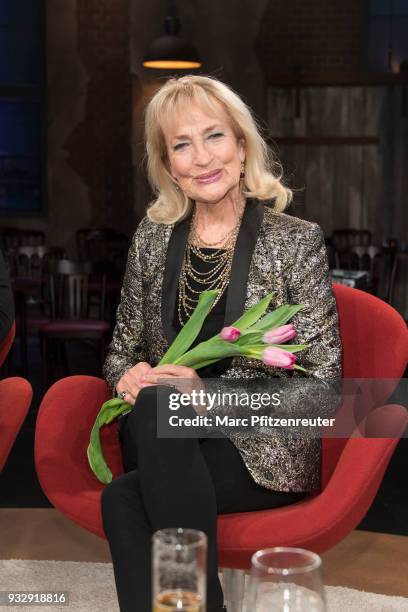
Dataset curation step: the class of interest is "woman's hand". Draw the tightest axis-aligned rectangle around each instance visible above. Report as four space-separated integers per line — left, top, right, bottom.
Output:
139 364 208 415
115 361 153 405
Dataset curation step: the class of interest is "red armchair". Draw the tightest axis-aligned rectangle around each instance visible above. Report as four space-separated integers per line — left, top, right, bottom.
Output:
0 321 15 369
34 285 408 608
0 323 31 472
0 376 33 473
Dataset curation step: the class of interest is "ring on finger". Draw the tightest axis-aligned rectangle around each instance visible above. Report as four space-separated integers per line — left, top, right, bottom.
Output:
118 391 128 400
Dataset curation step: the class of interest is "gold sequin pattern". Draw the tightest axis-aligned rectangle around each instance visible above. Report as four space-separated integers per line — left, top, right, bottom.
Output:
103 206 342 493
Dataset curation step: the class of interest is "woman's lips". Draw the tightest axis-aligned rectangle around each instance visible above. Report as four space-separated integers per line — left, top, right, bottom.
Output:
195 169 222 184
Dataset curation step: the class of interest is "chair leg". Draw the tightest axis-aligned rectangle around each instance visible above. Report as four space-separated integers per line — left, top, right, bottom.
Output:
221 568 245 612
20 324 28 379
60 340 70 377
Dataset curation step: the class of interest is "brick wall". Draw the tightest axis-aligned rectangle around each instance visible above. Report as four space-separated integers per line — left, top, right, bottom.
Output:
66 0 133 231
255 0 366 81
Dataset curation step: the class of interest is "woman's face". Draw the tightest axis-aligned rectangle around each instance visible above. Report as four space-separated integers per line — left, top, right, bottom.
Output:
161 99 245 205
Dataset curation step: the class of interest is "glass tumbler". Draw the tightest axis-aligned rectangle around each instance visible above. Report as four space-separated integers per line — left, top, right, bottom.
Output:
152 527 207 611
245 547 326 612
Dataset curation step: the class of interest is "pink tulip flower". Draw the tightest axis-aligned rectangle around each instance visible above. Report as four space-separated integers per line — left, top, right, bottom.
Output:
262 346 297 369
262 324 296 345
220 326 241 342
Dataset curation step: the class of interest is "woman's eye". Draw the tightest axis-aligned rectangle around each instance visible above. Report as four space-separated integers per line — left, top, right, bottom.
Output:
173 142 188 151
208 132 224 139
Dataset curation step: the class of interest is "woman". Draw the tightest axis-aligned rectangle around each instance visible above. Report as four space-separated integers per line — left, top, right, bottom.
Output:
102 75 342 612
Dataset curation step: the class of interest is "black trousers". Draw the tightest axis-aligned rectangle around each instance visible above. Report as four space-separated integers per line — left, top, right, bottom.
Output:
101 385 306 612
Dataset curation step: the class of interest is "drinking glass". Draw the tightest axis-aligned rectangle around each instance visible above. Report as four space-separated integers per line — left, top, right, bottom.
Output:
245 547 326 612
152 527 207 611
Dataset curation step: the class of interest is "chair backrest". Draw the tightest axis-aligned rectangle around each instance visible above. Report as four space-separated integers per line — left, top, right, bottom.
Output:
49 260 106 320
0 376 33 473
1 229 46 251
334 283 407 379
348 245 381 269
321 284 408 487
76 227 129 276
331 229 372 251
17 245 49 281
348 245 394 301
332 229 372 268
389 251 408 318
0 322 15 368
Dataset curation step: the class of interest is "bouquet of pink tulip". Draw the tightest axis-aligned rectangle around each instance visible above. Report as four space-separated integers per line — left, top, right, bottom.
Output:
88 290 308 483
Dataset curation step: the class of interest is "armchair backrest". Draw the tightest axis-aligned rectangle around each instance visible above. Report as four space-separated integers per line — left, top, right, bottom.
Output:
0 321 15 368
334 283 407 380
48 259 106 321
321 284 408 488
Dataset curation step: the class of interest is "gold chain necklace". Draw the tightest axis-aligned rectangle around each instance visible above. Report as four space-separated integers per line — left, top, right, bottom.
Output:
190 216 238 247
178 205 244 326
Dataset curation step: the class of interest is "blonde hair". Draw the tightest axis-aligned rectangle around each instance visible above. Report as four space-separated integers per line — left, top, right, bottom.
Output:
144 75 292 224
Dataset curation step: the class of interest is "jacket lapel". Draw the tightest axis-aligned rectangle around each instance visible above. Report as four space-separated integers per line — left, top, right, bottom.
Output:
224 197 264 326
161 197 264 346
161 208 192 346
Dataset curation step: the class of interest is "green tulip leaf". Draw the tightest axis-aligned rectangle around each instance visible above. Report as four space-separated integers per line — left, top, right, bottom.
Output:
174 338 243 367
228 293 276 331
267 343 309 353
249 304 305 332
234 330 264 347
293 364 308 373
87 399 131 484
240 343 308 359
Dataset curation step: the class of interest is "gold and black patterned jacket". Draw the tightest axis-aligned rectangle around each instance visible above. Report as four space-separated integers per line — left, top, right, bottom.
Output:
103 198 342 493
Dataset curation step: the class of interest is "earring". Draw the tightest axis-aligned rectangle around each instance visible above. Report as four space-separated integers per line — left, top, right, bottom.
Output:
240 161 245 179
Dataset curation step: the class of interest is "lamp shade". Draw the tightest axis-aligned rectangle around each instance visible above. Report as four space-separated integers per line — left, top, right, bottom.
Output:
143 34 201 69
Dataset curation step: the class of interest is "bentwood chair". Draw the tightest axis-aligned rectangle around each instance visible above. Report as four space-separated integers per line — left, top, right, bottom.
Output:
38 260 110 390
34 285 408 611
76 227 129 325
331 228 372 269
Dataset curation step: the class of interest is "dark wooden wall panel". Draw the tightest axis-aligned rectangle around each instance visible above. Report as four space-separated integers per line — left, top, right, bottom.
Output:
266 85 405 246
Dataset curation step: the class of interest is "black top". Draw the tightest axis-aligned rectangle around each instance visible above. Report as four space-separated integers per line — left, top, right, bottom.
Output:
173 247 233 378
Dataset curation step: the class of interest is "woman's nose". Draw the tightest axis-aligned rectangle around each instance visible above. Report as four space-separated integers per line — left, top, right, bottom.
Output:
192 141 213 166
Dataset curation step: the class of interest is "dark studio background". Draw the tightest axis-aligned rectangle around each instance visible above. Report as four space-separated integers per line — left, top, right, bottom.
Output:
0 0 407 539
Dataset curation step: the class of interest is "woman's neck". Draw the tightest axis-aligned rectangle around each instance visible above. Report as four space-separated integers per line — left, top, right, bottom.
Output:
193 191 246 231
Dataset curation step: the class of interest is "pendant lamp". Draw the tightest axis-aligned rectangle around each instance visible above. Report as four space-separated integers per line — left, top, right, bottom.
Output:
143 0 201 69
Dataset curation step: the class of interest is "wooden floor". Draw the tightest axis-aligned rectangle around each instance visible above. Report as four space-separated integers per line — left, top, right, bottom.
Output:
1 509 407 598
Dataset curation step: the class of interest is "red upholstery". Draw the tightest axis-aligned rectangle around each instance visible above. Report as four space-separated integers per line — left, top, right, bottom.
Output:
35 376 121 535
34 285 408 563
321 284 408 489
0 322 15 368
334 283 407 380
0 377 33 472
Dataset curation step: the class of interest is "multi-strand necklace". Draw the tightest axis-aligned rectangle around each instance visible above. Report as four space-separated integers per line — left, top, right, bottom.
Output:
178 204 244 326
